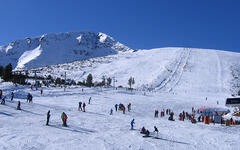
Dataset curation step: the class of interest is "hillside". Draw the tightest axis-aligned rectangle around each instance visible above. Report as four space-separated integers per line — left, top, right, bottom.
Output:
26 47 240 96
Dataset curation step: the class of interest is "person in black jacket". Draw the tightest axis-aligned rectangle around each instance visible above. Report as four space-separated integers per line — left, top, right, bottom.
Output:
46 110 51 125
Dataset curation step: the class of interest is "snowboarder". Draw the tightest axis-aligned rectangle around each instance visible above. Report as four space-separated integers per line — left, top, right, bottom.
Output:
17 101 21 110
40 89 43 95
127 103 131 112
46 110 50 126
61 112 68 127
83 102 86 112
154 126 159 137
130 119 135 130
78 102 82 111
110 108 113 115
30 85 33 90
88 97 91 104
11 92 14 101
115 104 118 111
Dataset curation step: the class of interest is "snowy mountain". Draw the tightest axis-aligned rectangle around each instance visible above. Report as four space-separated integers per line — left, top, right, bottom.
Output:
0 31 132 70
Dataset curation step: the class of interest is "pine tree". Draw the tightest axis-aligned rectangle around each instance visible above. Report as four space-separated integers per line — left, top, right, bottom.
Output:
0 65 4 77
3 63 12 81
128 77 133 88
86 74 93 87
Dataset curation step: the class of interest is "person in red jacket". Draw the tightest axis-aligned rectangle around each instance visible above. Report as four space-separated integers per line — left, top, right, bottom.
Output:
83 103 86 112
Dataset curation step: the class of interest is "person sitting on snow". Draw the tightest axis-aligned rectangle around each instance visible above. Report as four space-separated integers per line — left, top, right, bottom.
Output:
140 126 146 134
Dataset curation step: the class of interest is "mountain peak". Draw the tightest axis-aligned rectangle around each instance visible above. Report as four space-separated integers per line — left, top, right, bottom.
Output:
0 31 132 70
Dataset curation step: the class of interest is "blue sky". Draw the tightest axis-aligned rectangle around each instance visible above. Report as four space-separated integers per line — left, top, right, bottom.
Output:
0 0 239 52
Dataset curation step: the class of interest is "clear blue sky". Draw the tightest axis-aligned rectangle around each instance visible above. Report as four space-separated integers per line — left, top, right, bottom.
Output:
0 0 240 52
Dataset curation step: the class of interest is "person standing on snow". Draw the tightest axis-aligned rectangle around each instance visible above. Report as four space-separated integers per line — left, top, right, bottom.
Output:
88 97 91 104
115 104 118 112
46 110 51 126
40 89 43 95
78 102 82 111
127 103 131 112
11 92 14 101
61 112 68 127
1 97 6 105
154 126 159 137
122 105 126 114
17 101 21 110
83 102 86 112
131 119 135 130
110 109 113 115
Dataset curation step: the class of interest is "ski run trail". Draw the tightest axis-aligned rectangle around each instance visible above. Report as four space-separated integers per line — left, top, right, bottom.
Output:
1 47 240 150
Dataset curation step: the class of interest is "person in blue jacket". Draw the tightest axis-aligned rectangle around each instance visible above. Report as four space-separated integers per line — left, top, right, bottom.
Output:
131 119 135 130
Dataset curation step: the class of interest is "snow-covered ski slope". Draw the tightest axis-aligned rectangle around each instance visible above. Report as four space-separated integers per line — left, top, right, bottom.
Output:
0 83 239 150
32 47 240 95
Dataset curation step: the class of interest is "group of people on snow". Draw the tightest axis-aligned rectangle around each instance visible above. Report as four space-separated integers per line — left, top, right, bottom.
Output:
112 103 131 115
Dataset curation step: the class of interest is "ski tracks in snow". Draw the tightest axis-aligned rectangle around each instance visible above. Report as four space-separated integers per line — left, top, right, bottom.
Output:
156 48 191 92
214 51 224 93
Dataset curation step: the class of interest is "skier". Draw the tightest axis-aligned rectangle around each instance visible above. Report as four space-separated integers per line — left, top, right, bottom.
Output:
27 93 32 103
83 102 86 112
130 119 135 130
88 97 91 104
1 97 5 105
127 103 131 112
182 111 185 121
154 126 159 137
78 101 82 111
110 108 113 115
11 92 14 101
17 101 21 110
46 110 50 126
40 89 43 95
115 104 118 111
61 112 68 127
154 110 159 118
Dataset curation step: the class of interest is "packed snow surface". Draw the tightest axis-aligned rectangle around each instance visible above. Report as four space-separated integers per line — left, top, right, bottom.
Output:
0 83 239 150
